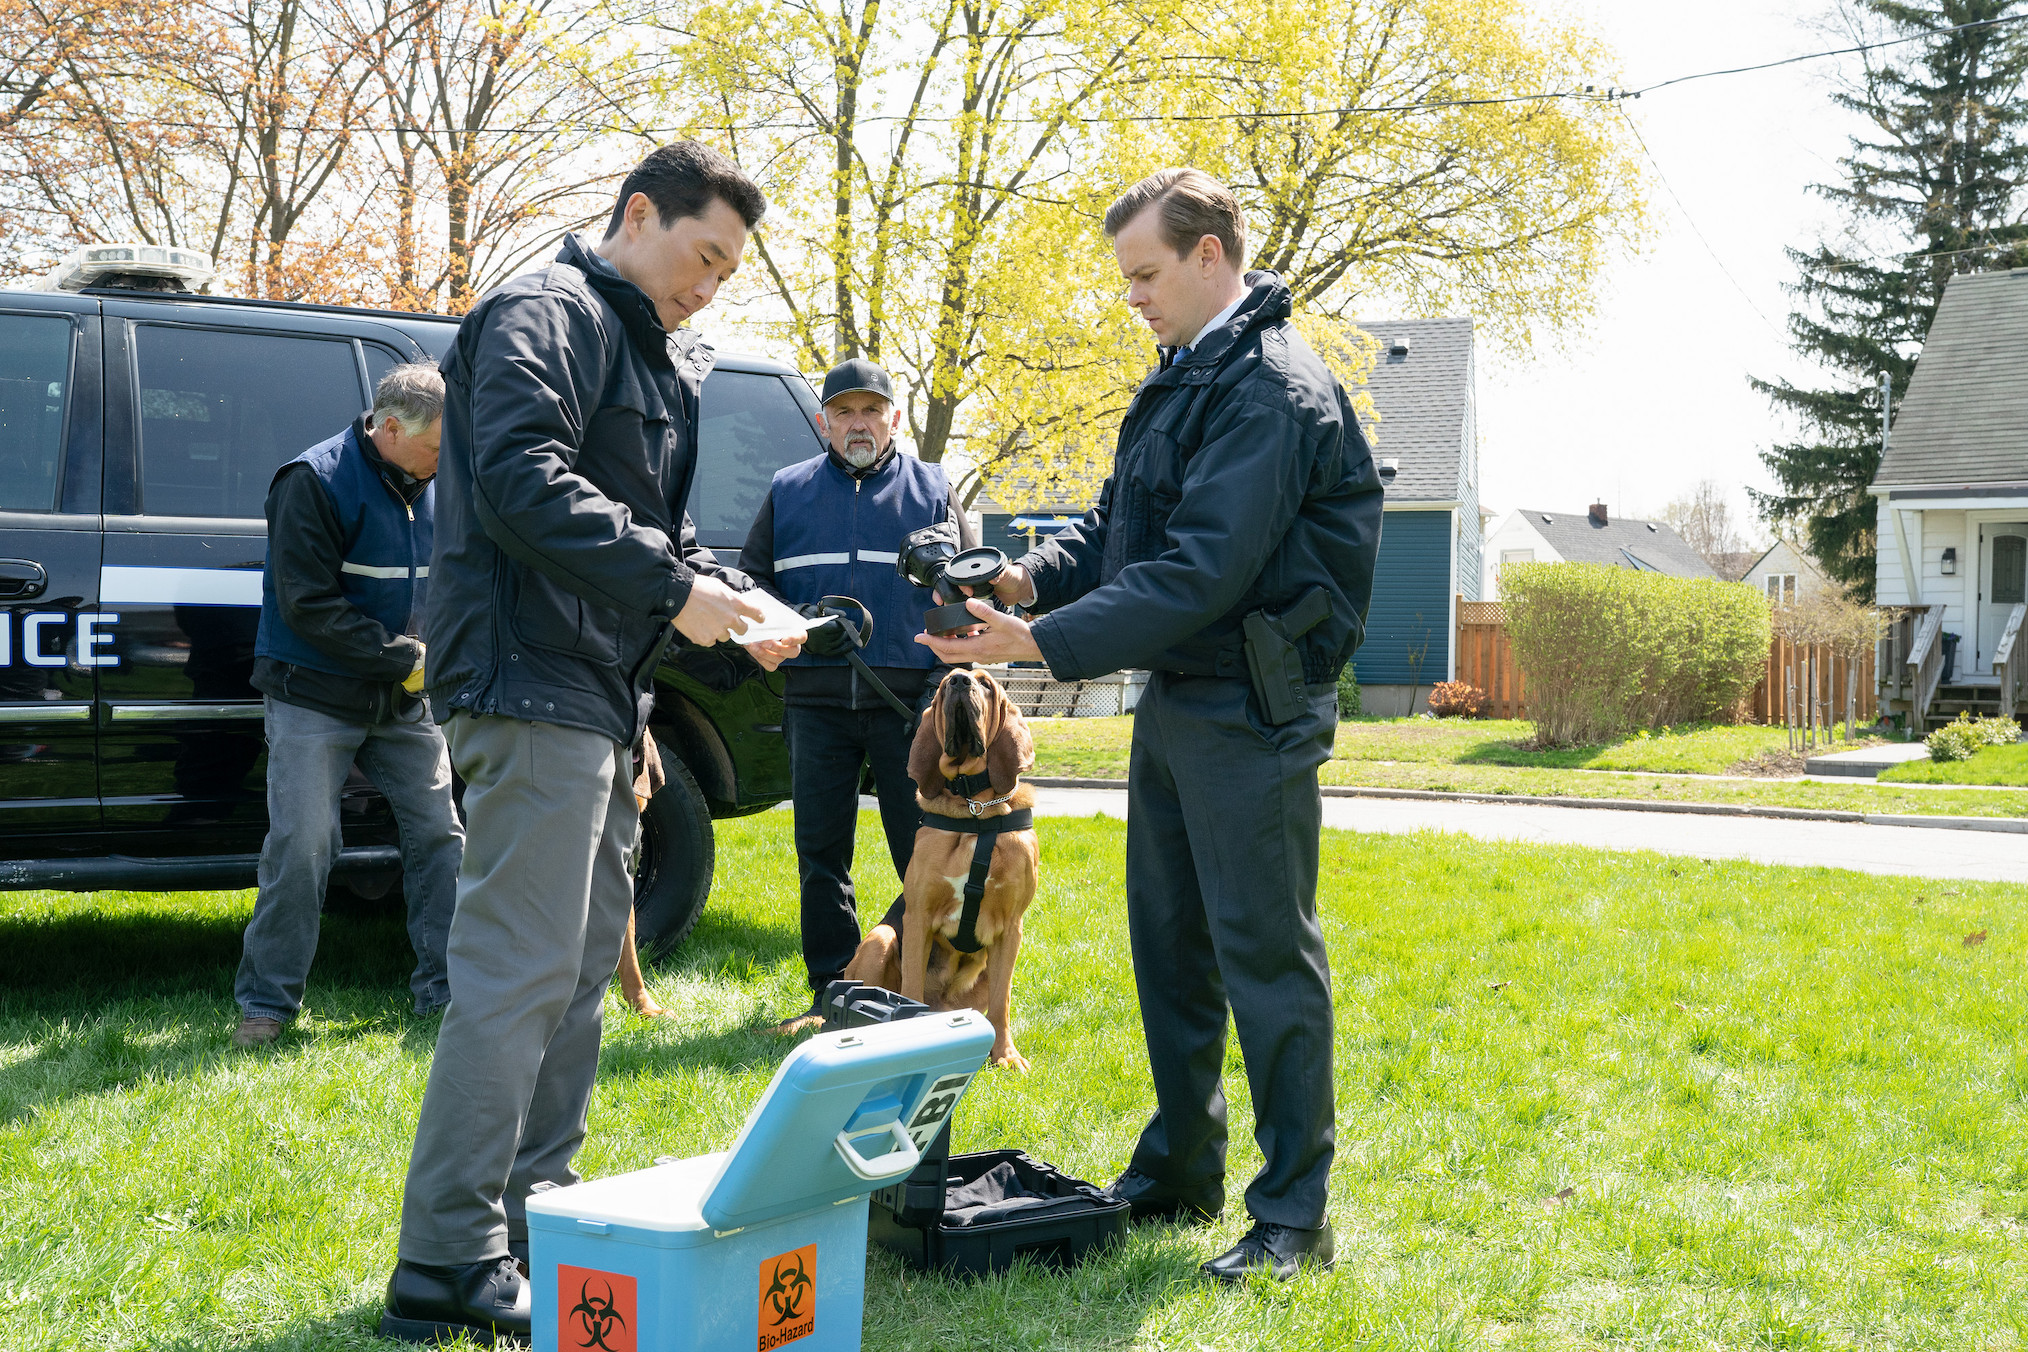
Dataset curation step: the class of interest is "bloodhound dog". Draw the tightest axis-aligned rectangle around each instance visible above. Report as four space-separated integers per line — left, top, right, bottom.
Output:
839 667 1040 1070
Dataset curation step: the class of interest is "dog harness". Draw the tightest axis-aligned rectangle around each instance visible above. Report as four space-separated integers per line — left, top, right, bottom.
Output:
922 771 1033 954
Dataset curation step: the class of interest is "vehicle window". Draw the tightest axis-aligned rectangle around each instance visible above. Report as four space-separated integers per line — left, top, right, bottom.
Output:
691 372 822 538
363 343 402 399
0 313 74 511
136 326 365 518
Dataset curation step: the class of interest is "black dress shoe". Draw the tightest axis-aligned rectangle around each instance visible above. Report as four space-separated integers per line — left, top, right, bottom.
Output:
1105 1166 1224 1224
379 1256 531 1345
1200 1219 1335 1284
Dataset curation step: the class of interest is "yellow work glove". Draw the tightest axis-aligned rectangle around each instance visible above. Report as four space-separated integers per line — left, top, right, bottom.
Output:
402 647 427 694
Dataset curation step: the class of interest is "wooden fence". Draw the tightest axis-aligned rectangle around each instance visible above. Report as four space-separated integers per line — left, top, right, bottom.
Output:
1753 637 1876 728
1450 598 1876 726
1455 600 1526 718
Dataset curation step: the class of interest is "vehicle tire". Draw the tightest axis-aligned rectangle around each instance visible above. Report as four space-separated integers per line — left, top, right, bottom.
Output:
632 752 716 960
323 872 404 915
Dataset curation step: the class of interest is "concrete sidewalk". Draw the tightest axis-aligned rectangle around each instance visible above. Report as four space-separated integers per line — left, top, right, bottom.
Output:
1025 786 2028 883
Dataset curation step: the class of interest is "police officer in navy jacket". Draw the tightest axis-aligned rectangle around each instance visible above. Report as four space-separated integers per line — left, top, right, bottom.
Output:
740 357 976 1027
233 363 463 1049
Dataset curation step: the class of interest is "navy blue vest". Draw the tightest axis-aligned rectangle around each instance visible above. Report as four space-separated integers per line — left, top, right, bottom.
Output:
768 451 949 669
256 423 433 677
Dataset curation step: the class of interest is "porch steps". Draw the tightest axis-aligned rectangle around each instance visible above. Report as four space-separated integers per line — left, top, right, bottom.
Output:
1928 681 2007 722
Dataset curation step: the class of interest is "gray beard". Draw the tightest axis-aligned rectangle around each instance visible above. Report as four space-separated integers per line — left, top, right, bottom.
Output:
840 440 880 468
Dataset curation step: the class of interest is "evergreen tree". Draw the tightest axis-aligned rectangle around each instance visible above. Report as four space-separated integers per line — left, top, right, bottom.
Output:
1753 0 2028 600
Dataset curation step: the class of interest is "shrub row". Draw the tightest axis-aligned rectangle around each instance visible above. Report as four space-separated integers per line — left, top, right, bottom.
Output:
1501 563 1771 745
1925 713 2020 762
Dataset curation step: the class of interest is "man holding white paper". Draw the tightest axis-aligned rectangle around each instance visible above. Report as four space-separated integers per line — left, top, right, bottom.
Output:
384 143 802 1345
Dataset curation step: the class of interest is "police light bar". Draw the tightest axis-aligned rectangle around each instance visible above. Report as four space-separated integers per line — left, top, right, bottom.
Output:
35 243 215 292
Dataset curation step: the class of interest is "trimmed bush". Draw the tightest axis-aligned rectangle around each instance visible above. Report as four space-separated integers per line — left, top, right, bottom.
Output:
1427 680 1488 718
1926 713 2020 762
1503 563 1772 745
1337 664 1362 719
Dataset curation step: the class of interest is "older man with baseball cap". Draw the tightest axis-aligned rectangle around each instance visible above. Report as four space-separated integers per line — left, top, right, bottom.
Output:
741 356 976 1030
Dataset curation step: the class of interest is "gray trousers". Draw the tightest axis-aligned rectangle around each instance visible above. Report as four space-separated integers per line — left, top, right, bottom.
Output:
397 713 638 1265
1124 671 1338 1230
235 695 461 1022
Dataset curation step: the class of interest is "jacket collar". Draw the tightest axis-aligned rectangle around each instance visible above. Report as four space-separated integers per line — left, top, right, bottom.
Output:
556 233 674 371
1168 270 1291 370
352 415 431 498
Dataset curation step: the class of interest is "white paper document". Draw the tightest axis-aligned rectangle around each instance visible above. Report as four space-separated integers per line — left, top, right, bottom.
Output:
729 589 832 646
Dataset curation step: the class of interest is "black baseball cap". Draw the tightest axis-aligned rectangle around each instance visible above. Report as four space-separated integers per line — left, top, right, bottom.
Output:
820 357 894 407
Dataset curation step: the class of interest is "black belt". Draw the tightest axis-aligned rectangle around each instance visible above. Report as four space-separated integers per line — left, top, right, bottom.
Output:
919 806 1034 954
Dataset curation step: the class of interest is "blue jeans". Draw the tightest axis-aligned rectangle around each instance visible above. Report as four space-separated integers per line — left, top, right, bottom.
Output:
235 696 462 1021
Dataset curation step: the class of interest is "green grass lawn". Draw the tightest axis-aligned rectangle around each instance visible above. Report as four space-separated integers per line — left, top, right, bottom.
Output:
6 813 2028 1348
1025 717 2028 817
1031 715 1883 780
1883 742 2028 788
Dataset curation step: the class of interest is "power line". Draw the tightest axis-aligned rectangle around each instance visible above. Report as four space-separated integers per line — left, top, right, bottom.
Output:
7 12 2026 136
1615 106 1788 342
1623 12 2028 98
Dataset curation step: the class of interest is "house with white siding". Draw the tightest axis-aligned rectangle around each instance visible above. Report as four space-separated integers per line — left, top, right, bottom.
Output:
1482 504 1714 598
1741 537 1835 606
1872 267 2028 726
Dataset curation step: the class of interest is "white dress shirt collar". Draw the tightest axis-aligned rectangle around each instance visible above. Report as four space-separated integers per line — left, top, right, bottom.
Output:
1182 289 1249 354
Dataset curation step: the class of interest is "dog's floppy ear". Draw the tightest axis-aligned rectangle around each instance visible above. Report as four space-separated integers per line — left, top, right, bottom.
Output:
983 674 1033 794
908 683 948 796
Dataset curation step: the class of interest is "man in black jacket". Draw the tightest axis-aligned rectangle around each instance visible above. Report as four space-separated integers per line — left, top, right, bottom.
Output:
382 142 798 1346
920 168 1383 1284
233 362 460 1049
739 357 975 1029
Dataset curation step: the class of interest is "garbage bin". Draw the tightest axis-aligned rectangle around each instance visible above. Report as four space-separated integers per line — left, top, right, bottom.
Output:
527 1012 994 1352
1942 631 1962 684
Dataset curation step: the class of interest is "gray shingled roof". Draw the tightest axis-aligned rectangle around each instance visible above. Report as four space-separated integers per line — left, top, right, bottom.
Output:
1877 268 2028 487
1355 317 1471 501
1520 509 1716 578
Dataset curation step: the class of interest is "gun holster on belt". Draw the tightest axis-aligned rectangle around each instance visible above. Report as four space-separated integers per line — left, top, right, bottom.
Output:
1242 586 1332 726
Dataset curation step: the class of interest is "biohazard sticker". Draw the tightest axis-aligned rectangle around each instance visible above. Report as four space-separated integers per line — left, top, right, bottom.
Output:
756 1243 817 1350
905 1072 974 1150
558 1265 636 1352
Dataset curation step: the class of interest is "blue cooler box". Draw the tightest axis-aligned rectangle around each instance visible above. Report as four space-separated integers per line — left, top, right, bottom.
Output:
528 1012 994 1352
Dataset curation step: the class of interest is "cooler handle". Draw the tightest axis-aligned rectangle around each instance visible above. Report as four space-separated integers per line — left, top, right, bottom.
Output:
833 1119 921 1181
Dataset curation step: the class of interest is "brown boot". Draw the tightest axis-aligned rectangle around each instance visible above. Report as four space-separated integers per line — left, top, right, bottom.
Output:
231 1016 283 1048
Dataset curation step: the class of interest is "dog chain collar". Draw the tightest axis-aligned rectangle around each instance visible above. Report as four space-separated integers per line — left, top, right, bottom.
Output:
961 790 1015 817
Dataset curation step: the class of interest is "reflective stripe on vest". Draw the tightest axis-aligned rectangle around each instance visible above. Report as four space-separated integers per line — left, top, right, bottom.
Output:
767 452 949 670
256 423 433 678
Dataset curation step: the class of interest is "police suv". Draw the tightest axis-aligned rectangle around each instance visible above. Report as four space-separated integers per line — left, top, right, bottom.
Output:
0 244 826 954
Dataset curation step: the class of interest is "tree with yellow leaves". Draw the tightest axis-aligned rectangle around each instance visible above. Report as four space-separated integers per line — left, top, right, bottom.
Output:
647 0 1644 505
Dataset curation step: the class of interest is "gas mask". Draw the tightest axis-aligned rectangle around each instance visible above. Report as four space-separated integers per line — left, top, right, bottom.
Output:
896 522 1012 637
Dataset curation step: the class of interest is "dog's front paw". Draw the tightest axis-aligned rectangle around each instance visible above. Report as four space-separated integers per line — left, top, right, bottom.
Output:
990 1042 1030 1073
627 996 670 1019
768 1013 825 1037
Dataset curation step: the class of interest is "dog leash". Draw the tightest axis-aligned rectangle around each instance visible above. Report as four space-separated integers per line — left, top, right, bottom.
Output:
920 803 1035 955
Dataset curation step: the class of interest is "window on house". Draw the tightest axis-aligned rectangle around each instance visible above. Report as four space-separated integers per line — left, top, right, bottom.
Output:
1500 549 1534 565
1766 574 1797 604
1994 536 2026 605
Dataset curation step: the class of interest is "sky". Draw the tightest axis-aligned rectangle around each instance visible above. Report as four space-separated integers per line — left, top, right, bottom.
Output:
1473 0 1877 543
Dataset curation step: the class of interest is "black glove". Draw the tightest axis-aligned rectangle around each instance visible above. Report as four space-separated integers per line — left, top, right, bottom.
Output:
797 602 859 658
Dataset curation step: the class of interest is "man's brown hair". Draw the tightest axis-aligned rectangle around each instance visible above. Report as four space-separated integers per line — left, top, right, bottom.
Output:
1102 168 1246 267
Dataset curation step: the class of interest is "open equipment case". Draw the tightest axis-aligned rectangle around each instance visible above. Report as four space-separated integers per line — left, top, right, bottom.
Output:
819 980 1129 1279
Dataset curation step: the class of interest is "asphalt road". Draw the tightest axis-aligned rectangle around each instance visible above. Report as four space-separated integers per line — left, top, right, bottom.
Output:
1021 786 2028 884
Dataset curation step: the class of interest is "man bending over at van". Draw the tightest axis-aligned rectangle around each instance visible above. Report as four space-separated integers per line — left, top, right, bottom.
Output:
233 362 462 1048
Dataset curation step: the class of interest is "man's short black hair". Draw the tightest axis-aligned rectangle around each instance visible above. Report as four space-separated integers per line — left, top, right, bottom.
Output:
603 141 766 239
